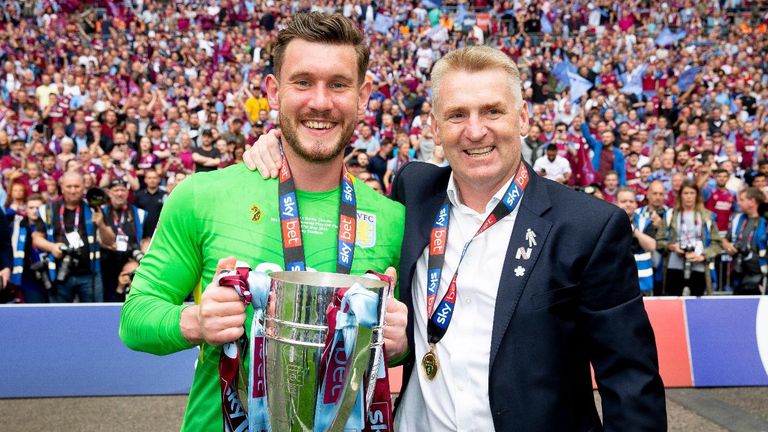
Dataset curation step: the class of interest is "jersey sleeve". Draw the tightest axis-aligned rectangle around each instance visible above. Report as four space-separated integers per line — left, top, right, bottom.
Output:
119 176 204 355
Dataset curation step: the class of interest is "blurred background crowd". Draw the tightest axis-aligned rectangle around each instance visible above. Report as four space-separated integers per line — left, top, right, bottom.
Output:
0 0 766 303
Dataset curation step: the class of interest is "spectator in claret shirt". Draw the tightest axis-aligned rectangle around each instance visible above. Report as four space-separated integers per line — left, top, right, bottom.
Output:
705 169 737 236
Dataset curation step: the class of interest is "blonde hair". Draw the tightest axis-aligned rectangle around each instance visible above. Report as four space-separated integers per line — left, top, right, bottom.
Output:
431 46 523 111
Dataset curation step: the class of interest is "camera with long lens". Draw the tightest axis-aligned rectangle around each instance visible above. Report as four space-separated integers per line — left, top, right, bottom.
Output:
56 245 80 283
30 258 53 291
681 244 696 280
732 243 752 274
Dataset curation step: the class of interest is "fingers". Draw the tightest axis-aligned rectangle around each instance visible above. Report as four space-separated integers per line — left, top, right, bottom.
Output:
214 256 237 276
258 129 281 178
198 257 246 346
383 298 408 361
384 266 398 297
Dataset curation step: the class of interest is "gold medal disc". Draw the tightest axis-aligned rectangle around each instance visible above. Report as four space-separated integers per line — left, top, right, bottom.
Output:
421 346 439 380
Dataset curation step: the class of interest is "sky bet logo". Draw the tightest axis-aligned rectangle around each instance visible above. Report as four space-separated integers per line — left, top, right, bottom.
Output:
435 301 454 327
503 184 522 211
279 163 291 182
280 192 298 219
338 214 355 266
434 205 449 228
342 180 354 205
430 228 447 255
282 218 302 248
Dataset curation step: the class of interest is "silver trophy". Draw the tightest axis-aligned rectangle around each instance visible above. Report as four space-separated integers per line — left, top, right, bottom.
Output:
263 271 389 432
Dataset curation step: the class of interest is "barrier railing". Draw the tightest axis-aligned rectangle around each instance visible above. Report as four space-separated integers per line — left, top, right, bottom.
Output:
1 296 766 398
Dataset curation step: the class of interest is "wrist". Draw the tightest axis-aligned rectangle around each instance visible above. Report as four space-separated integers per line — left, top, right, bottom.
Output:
180 305 203 346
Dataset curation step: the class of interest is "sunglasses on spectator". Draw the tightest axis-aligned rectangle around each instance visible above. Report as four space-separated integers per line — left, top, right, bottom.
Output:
556 129 566 133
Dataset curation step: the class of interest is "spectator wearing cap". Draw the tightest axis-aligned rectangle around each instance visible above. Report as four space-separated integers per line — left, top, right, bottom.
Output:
533 143 572 184
100 178 146 303
192 130 221 173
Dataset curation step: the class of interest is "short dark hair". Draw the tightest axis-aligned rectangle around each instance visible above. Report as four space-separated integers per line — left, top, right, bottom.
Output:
272 12 369 85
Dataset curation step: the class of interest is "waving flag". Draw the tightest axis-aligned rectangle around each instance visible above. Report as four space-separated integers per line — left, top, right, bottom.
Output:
655 28 687 46
568 71 593 103
677 66 701 92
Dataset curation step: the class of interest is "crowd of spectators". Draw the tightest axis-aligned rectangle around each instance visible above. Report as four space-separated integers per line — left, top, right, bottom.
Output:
0 0 766 303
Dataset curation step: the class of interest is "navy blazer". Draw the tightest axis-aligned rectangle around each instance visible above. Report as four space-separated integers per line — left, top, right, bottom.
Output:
390 161 666 431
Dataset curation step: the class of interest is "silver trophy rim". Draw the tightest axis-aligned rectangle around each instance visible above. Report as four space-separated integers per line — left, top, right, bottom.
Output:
268 271 389 290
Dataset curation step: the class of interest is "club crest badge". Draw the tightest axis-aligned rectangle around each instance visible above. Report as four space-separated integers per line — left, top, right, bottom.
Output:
356 211 377 248
250 204 263 223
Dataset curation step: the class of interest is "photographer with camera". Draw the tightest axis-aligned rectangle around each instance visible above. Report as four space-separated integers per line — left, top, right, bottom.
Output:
10 194 50 303
100 179 146 303
657 180 723 296
722 187 767 296
32 172 113 302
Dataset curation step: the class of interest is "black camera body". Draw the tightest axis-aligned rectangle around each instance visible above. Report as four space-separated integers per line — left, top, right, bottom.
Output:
733 243 753 274
30 259 53 291
56 245 80 283
681 244 696 280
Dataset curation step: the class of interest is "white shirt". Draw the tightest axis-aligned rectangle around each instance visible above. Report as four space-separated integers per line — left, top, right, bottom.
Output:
395 174 518 432
533 154 571 183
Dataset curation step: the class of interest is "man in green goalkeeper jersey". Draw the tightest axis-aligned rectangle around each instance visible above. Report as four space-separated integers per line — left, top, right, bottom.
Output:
119 13 407 431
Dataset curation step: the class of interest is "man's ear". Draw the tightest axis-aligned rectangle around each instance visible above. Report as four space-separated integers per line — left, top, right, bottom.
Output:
518 101 530 137
265 74 279 110
357 80 373 119
430 112 440 145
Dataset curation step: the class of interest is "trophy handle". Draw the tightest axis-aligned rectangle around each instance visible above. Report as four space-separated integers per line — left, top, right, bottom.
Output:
325 324 373 432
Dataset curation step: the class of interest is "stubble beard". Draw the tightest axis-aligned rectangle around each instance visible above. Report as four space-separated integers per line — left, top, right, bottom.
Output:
279 112 353 163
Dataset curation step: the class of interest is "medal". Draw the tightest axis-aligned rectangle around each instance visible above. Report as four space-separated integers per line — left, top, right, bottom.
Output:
421 343 439 380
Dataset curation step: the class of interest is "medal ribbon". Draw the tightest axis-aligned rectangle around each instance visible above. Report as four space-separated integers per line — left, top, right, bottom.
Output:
217 265 271 432
314 284 382 432
277 144 357 274
426 163 529 344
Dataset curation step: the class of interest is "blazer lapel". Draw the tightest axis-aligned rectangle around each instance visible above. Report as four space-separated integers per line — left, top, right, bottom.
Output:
490 166 553 368
400 167 450 306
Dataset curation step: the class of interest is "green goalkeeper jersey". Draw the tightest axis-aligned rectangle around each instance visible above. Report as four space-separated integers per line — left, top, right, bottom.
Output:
119 163 404 431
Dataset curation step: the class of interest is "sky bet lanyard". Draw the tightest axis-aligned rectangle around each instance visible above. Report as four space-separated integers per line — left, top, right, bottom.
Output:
422 163 529 380
277 144 357 274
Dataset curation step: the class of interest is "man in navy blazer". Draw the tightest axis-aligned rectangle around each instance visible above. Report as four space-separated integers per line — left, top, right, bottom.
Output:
387 46 665 431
